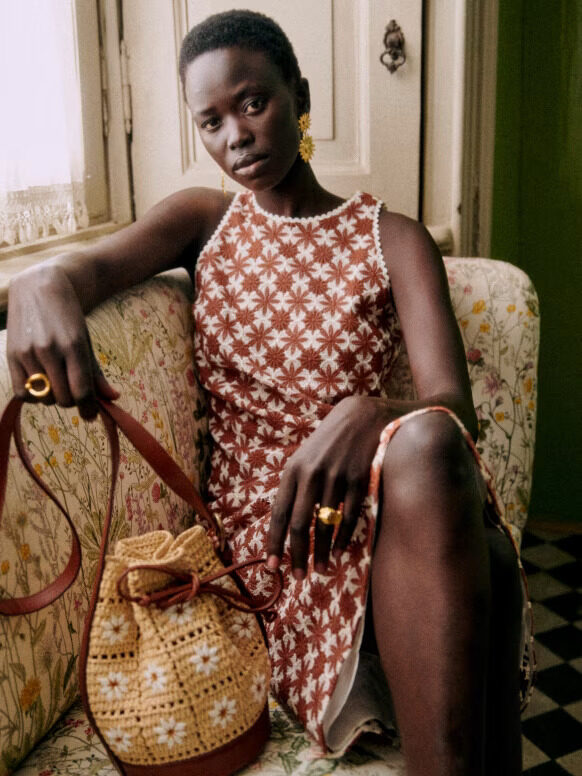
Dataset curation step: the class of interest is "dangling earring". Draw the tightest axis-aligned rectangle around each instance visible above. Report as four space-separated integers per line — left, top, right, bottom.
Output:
298 113 315 163
221 170 226 197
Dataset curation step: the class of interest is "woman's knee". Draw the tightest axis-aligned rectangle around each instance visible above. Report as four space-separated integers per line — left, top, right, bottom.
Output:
379 411 485 542
382 412 481 496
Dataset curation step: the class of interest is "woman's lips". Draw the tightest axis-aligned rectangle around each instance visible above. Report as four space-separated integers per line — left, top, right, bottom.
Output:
232 154 269 176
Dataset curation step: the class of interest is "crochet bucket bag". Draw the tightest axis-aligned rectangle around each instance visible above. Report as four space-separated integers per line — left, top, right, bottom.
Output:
0 397 282 776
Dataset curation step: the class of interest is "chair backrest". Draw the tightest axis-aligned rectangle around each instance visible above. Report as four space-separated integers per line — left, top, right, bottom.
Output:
385 257 539 545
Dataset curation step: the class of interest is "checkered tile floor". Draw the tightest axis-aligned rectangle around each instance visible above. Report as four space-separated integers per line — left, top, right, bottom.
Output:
520 526 582 775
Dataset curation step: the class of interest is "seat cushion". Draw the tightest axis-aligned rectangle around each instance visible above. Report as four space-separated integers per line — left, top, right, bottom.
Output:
14 697 405 776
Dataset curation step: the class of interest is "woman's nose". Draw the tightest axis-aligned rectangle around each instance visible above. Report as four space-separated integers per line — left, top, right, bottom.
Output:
226 118 253 150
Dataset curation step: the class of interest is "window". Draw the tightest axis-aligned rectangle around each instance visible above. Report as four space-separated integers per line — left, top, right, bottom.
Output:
0 0 130 256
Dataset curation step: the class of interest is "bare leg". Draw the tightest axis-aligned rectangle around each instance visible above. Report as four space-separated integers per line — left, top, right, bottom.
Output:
371 413 491 775
484 521 523 775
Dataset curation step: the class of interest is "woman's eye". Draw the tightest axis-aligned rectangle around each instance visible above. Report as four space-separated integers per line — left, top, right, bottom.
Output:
201 117 221 131
244 97 265 114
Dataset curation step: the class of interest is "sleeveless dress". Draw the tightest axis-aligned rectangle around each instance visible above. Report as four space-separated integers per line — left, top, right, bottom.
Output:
193 191 533 754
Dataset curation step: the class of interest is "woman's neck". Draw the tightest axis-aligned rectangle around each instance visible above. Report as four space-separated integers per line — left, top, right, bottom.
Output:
252 160 344 219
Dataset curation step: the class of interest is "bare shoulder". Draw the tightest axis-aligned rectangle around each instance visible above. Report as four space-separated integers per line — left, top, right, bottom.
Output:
377 207 441 279
137 186 233 248
89 186 233 283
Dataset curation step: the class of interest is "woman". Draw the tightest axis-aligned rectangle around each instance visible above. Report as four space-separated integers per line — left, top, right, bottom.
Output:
7 11 529 775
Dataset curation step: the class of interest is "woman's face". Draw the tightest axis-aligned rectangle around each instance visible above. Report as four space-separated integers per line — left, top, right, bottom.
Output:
183 47 303 191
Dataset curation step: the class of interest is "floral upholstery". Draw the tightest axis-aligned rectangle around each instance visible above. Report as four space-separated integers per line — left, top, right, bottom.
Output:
0 259 539 775
13 697 405 776
0 272 209 775
386 258 539 544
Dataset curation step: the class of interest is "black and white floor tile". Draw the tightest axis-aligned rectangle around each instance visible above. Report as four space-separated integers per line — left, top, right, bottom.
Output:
520 527 582 775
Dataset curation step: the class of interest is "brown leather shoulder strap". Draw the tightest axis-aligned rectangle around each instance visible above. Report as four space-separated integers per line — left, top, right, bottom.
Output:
0 398 82 615
98 399 222 545
0 397 218 616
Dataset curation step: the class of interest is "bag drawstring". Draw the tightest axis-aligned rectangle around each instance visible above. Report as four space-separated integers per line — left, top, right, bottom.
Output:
116 556 283 620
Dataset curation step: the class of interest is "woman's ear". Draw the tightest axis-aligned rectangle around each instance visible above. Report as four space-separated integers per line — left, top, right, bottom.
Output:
296 77 311 116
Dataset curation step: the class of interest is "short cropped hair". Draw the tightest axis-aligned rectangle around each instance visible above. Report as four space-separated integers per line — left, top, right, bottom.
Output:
179 9 302 87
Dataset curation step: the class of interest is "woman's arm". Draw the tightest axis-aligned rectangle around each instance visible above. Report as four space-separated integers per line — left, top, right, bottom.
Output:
6 187 227 418
379 209 478 440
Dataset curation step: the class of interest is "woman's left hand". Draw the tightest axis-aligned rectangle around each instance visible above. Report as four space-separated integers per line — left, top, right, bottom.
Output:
267 395 394 579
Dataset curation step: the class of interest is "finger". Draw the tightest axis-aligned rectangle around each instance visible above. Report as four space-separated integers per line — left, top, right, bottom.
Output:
267 471 297 568
333 485 367 557
289 480 322 580
65 340 101 420
7 327 71 406
313 516 335 573
42 355 74 407
313 481 344 573
9 357 35 400
6 317 37 399
15 340 77 408
18 351 73 407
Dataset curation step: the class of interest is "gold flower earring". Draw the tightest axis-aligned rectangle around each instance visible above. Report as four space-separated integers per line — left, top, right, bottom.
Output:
221 170 226 197
298 113 315 163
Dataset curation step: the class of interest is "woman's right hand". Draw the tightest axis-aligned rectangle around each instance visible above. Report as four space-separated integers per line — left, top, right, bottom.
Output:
6 263 119 419
5 189 226 417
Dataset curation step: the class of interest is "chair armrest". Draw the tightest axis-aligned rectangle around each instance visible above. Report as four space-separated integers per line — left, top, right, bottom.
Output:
385 258 539 545
446 258 539 544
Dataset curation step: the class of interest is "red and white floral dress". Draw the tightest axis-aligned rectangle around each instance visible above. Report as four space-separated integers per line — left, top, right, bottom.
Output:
193 191 532 753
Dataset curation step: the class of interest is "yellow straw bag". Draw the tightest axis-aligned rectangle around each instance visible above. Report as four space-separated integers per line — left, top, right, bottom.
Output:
0 397 282 776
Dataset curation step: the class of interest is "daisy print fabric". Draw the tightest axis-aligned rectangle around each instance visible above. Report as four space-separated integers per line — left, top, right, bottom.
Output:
193 191 531 751
84 526 271 765
193 191 403 748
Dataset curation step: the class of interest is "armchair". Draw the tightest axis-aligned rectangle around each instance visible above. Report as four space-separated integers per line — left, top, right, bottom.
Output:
0 258 539 776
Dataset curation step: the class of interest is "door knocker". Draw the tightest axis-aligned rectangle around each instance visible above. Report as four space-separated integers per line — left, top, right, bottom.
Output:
380 20 406 73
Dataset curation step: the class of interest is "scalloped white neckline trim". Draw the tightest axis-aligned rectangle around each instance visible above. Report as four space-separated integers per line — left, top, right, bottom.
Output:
248 191 363 224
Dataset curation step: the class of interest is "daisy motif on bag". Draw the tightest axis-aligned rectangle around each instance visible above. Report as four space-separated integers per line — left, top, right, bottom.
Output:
190 642 219 676
99 671 129 700
153 716 186 748
106 727 132 753
101 613 129 644
143 662 167 693
165 600 194 625
209 697 237 728
230 612 254 639
250 672 268 703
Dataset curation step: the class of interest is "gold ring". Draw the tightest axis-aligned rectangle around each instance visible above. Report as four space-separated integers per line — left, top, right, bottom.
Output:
317 506 343 526
24 372 51 398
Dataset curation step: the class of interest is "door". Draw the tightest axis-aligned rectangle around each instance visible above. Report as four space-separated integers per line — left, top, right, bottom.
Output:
123 0 422 219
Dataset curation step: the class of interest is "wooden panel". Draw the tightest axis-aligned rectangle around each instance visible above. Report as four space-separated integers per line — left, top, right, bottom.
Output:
185 0 333 140
174 0 334 175
124 0 421 217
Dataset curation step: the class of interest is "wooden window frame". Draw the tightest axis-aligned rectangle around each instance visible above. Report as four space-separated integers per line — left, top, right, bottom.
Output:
0 0 132 262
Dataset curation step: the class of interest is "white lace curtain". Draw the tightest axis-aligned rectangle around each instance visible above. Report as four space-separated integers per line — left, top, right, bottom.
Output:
0 0 89 248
